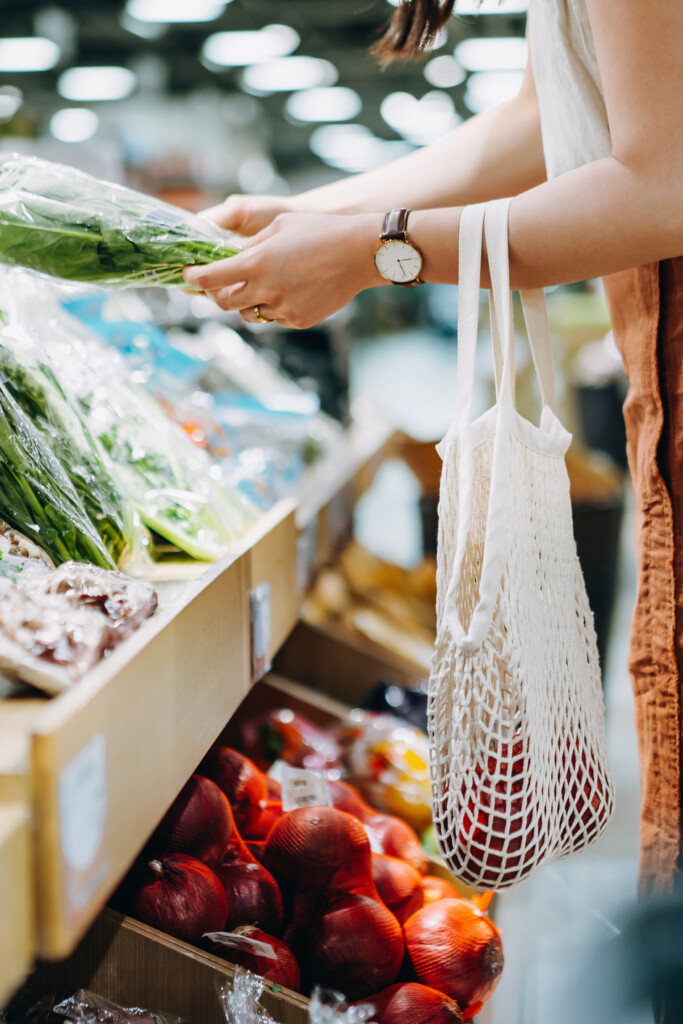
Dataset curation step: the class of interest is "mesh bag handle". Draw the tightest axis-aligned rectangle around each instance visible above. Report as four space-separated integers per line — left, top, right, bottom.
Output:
444 198 557 650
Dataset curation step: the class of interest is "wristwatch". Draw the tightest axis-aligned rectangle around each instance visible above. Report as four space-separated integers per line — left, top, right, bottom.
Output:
374 208 423 287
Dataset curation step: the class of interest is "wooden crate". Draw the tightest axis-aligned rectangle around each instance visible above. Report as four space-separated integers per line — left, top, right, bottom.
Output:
21 909 309 1024
0 546 251 962
0 803 34 1008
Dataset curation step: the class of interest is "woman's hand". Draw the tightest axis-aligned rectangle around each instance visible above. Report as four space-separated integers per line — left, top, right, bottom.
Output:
184 210 387 329
200 193 297 237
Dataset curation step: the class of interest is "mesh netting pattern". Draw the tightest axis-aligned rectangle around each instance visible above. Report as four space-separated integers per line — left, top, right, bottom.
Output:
429 426 615 890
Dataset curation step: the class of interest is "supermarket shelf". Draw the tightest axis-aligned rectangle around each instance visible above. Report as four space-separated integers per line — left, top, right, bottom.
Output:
0 417 392 995
0 803 34 1008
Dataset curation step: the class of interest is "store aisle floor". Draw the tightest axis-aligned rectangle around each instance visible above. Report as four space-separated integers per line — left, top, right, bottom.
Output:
350 326 646 1024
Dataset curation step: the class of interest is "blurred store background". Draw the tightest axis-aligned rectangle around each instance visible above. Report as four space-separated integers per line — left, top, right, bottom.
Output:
0 1 657 1021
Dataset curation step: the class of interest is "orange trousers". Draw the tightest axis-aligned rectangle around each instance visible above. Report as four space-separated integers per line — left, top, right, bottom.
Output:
604 258 683 898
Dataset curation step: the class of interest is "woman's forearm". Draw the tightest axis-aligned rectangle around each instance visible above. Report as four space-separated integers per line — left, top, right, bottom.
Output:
289 83 546 215
407 155 683 289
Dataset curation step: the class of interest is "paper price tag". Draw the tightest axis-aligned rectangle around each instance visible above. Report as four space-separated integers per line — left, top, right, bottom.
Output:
280 763 332 812
203 931 277 960
58 733 109 915
250 581 272 682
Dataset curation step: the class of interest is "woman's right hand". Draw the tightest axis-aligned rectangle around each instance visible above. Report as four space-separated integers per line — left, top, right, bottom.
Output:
200 193 296 237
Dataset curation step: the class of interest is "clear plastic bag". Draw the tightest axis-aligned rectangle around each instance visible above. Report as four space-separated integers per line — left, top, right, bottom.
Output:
0 153 241 288
52 990 183 1024
0 292 136 566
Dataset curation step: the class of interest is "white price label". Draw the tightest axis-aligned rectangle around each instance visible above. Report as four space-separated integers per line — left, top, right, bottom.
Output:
203 931 277 960
58 733 109 914
280 764 332 812
250 582 272 682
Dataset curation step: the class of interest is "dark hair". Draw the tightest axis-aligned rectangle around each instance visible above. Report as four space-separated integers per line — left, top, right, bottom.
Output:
372 0 456 65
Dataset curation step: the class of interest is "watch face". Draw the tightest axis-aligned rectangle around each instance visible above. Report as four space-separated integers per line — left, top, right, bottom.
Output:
375 239 422 283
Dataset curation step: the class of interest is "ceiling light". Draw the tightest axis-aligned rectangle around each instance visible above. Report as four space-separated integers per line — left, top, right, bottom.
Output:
58 66 138 102
0 87 23 121
202 25 299 68
454 0 528 12
381 90 461 145
286 87 361 123
455 37 527 72
50 107 99 142
0 37 60 72
125 0 230 23
310 123 411 174
424 55 466 89
465 70 524 113
242 56 337 95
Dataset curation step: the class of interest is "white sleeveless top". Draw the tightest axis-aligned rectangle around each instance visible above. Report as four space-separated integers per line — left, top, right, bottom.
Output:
527 0 612 178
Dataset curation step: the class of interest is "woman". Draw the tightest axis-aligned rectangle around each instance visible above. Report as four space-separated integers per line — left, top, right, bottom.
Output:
185 0 683 981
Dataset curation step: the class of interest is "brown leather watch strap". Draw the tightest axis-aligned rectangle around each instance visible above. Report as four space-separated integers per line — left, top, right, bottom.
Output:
380 207 410 241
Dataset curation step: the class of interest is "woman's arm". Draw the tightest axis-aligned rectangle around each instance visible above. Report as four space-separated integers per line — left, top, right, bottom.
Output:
185 0 683 326
211 57 545 235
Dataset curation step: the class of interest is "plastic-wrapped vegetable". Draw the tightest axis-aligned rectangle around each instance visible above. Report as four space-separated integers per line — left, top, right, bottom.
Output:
0 153 241 288
0 328 135 566
0 380 117 568
2 272 258 561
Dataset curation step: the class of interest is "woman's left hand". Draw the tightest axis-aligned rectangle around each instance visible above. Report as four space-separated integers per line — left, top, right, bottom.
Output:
183 211 387 329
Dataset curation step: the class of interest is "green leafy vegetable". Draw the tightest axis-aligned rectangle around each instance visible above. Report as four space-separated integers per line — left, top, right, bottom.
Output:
0 345 134 565
0 154 241 288
0 382 116 568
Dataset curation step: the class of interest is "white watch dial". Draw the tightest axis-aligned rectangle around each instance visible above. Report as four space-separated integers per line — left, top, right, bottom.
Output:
375 239 422 283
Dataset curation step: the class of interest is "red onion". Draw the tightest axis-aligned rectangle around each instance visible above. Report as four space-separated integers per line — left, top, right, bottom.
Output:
327 778 427 874
198 747 269 838
404 899 504 1021
214 856 283 935
371 853 424 924
204 926 301 992
132 854 228 943
152 774 232 868
308 892 404 1001
356 983 464 1024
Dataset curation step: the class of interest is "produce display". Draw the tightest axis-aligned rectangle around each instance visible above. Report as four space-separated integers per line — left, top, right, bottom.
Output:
0 154 241 287
0 270 258 563
118 744 503 1022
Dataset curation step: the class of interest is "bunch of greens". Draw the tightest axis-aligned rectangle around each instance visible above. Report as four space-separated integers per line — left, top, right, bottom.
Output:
84 379 257 561
0 343 134 565
0 154 241 288
0 381 117 568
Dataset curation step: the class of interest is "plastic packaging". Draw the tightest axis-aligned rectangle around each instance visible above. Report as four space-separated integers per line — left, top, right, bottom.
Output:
338 712 432 834
0 153 241 288
308 989 375 1024
52 990 183 1024
0 301 136 566
217 969 275 1024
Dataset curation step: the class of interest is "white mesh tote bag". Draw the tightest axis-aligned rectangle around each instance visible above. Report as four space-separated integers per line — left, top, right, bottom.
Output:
429 198 614 890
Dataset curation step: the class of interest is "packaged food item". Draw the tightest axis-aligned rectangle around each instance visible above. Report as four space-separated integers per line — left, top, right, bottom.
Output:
241 709 342 774
0 153 241 288
338 712 432 834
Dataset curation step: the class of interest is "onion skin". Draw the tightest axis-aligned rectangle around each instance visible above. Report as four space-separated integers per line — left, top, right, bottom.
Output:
327 778 427 874
354 983 464 1024
152 774 232 868
133 855 228 943
198 746 274 839
371 853 424 924
204 926 301 992
308 892 404 1001
214 856 283 935
404 899 504 1021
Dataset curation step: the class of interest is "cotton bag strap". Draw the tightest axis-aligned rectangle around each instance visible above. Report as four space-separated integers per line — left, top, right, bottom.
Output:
444 197 557 649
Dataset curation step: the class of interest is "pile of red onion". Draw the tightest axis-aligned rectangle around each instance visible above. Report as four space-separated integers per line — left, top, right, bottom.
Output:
117 743 503 1021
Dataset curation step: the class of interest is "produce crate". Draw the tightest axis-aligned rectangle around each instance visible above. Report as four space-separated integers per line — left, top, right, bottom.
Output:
0 802 34 1008
19 909 309 1024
